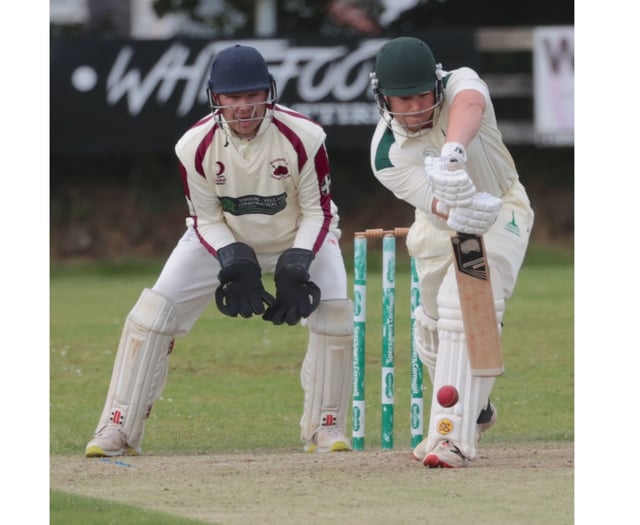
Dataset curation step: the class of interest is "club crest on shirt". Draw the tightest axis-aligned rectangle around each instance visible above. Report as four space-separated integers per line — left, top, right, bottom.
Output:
270 158 290 180
423 146 439 159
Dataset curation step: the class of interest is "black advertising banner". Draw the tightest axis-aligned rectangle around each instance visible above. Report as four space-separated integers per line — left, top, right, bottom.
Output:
51 35 476 154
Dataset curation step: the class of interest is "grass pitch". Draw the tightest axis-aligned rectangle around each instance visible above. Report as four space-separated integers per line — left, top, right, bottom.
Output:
49 246 574 523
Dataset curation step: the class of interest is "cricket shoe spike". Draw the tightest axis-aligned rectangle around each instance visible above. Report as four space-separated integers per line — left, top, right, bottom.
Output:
304 425 351 453
85 423 140 457
423 440 468 468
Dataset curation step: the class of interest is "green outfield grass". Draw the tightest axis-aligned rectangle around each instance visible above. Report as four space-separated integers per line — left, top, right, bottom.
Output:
50 490 205 525
50 244 574 523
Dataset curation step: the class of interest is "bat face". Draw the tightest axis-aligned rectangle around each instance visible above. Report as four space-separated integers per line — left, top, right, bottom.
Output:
450 233 503 377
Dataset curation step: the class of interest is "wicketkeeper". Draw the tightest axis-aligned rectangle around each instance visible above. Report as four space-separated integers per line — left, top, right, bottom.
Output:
85 44 353 457
369 37 535 467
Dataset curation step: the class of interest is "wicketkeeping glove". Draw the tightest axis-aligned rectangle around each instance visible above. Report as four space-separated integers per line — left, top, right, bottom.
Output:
215 242 275 318
263 248 321 326
424 156 476 208
447 192 502 235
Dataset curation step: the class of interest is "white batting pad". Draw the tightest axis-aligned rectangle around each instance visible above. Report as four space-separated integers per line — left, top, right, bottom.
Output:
413 306 439 382
423 265 504 460
300 299 353 442
95 288 178 450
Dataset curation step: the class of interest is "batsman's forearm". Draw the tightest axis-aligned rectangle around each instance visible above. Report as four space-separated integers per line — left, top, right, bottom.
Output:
445 90 485 147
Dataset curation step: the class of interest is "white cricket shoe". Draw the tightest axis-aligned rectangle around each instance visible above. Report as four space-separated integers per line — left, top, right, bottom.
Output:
412 436 430 461
412 401 497 461
423 440 468 468
85 423 139 458
304 425 351 453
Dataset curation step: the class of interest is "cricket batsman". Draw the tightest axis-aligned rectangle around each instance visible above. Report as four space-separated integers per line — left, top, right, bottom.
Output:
369 37 535 467
85 44 353 457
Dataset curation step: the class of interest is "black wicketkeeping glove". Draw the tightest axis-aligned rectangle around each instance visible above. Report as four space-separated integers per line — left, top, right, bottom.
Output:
263 248 321 326
215 242 275 318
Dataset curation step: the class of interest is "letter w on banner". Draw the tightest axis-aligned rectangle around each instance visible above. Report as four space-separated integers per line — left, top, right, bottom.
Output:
533 26 574 146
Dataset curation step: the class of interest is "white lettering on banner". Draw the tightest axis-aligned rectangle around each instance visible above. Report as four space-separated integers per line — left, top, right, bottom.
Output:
107 42 216 116
269 46 348 101
533 26 574 146
263 40 383 102
293 103 379 126
102 39 383 117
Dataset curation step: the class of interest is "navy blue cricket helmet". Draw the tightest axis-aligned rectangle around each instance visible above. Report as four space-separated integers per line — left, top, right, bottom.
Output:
208 45 274 95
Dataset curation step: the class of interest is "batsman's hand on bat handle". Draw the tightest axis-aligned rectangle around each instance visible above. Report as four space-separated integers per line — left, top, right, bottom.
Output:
432 192 503 235
215 242 275 318
425 146 476 208
263 248 321 326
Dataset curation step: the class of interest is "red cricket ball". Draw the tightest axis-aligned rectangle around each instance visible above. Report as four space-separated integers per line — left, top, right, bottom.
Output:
436 385 459 408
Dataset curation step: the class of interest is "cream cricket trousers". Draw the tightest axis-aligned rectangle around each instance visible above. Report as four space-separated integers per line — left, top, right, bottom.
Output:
151 226 349 336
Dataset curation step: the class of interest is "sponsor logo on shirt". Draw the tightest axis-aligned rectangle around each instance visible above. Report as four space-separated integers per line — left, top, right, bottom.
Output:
218 192 287 216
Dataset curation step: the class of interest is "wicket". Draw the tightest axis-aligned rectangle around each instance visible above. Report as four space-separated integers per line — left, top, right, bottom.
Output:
352 228 424 451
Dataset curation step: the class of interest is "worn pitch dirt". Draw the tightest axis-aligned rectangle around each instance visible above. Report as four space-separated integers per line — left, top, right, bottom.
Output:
51 441 573 525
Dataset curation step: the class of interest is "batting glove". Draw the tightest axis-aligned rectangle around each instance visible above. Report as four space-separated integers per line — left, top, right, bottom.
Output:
447 192 502 235
263 248 321 326
425 156 476 208
440 142 468 163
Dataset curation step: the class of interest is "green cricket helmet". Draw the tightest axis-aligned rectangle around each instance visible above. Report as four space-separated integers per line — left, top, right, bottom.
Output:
371 37 444 136
373 37 438 96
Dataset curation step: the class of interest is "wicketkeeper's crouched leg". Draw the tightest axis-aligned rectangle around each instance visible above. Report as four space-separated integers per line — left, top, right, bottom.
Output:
299 299 353 453
85 288 177 457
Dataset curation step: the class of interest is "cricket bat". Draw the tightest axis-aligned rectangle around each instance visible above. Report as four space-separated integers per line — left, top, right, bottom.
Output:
450 232 503 377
